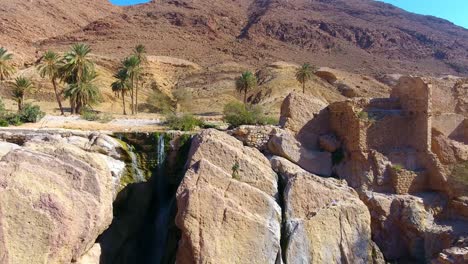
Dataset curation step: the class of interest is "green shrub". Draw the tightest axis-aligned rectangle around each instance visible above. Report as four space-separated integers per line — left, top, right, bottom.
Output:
0 119 8 127
166 113 204 131
0 98 5 115
223 101 277 128
81 108 99 121
18 104 45 123
146 90 174 114
5 114 23 126
392 164 404 172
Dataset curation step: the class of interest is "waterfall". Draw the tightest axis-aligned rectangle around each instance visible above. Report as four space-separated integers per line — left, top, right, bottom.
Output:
128 145 145 182
157 134 166 167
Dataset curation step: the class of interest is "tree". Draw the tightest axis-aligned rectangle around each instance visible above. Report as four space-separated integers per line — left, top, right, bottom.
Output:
235 71 257 104
133 44 147 64
11 76 33 111
60 44 95 114
0 47 15 81
111 69 130 115
64 70 100 114
295 63 315 94
122 55 142 115
0 47 15 100
38 51 65 115
133 44 147 115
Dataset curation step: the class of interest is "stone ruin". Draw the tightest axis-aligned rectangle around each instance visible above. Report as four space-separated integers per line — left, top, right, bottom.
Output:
328 76 440 195
232 76 468 262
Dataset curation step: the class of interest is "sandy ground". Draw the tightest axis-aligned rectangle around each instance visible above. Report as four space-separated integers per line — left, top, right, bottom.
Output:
8 115 167 132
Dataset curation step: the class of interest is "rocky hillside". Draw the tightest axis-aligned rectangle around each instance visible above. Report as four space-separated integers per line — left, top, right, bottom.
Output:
2 0 467 76
0 0 119 63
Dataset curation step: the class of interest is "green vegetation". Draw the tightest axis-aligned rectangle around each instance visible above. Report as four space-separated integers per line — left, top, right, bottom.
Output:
295 63 316 94
165 113 204 131
0 103 45 126
61 43 100 114
357 111 377 123
231 161 241 180
146 89 174 114
19 104 45 123
0 47 15 81
223 101 277 128
332 148 345 166
235 71 257 104
81 107 113 123
111 69 131 115
392 164 404 172
38 51 65 115
11 76 34 111
111 44 146 115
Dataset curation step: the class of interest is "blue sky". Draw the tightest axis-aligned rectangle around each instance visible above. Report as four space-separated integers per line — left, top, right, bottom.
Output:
109 0 468 29
110 0 149 6
379 0 468 29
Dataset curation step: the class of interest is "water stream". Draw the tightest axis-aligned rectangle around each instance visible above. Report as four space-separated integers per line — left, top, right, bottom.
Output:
128 145 145 182
97 132 192 264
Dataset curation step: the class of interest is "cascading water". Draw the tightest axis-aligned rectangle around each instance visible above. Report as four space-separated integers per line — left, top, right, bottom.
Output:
98 132 193 264
128 145 145 182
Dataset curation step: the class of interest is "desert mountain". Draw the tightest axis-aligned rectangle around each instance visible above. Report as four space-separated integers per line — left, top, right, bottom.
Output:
2 0 467 76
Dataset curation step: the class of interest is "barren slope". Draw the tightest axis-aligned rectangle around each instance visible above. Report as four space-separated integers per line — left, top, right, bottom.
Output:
34 0 468 76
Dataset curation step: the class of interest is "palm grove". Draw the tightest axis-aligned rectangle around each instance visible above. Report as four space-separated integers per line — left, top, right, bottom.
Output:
1 43 316 127
0 44 147 118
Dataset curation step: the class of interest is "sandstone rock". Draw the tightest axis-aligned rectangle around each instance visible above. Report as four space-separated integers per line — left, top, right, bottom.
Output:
431 238 468 264
319 134 341 152
0 143 114 264
0 141 20 159
176 130 281 263
187 129 278 197
315 70 337 84
89 132 124 159
271 157 379 264
337 82 359 98
360 191 467 262
279 92 328 134
268 129 332 176
76 244 102 264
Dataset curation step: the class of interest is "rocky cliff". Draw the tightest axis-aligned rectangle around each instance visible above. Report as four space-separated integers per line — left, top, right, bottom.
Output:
0 76 467 263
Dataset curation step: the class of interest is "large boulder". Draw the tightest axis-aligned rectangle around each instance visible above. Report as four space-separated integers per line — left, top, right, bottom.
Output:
279 92 328 138
0 139 115 264
268 129 332 176
361 191 467 262
270 156 380 264
175 129 282 263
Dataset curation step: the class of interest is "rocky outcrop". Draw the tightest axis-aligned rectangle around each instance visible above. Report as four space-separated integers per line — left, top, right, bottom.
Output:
175 129 282 263
271 156 381 264
361 191 468 262
0 134 117 264
279 92 329 150
268 129 332 176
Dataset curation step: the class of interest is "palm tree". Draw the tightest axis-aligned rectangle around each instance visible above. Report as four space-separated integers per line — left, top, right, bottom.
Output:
133 44 147 115
235 71 257 104
133 44 147 64
11 76 33 111
295 63 315 94
111 69 130 115
0 48 15 100
64 70 100 114
122 55 142 115
38 51 65 115
0 47 15 81
61 44 95 114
